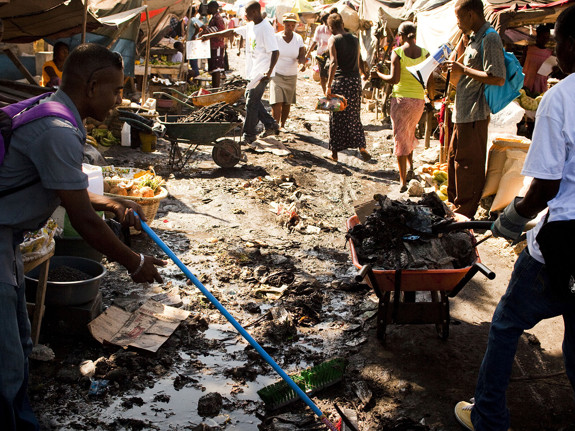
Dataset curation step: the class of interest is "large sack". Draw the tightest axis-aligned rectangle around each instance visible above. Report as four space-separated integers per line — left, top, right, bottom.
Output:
340 5 359 33
482 136 530 199
491 149 528 212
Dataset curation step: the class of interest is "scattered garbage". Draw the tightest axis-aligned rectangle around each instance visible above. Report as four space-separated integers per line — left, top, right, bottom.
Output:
197 392 223 417
88 379 109 396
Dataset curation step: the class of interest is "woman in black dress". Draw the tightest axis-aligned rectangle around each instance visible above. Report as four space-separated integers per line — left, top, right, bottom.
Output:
325 12 371 162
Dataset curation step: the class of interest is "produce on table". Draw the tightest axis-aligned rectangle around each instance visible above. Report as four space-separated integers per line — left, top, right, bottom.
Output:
417 163 449 200
517 89 543 111
104 169 166 198
91 125 119 147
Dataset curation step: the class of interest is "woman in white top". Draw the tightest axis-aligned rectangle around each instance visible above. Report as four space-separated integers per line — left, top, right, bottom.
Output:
305 12 331 93
270 13 306 129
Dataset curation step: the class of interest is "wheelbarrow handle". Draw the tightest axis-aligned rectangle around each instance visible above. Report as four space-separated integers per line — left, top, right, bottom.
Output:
152 91 196 110
118 117 154 134
116 110 154 126
355 264 372 283
448 261 496 298
433 220 493 233
476 261 496 280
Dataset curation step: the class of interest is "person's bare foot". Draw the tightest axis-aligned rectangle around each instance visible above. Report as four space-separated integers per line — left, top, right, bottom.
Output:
323 152 338 162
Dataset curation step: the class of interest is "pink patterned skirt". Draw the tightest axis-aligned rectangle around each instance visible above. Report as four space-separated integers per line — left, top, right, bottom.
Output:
390 97 425 157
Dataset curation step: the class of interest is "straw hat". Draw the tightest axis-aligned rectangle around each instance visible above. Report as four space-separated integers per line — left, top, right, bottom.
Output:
282 12 299 23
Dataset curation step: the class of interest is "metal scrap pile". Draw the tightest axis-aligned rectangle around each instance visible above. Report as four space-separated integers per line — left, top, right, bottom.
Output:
221 77 249 90
347 193 476 270
177 102 241 123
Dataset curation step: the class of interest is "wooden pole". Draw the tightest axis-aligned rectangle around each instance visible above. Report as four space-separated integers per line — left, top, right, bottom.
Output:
142 3 151 104
178 0 194 82
82 0 88 44
3 48 38 85
440 70 451 164
424 107 432 149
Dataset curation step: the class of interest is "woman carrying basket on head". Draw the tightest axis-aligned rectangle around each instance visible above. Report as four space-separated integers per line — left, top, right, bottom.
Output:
372 21 435 193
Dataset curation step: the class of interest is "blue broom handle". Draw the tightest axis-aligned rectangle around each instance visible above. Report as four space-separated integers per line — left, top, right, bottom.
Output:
139 219 338 431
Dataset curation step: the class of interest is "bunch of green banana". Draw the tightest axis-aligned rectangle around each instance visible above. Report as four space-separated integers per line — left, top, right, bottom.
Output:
91 128 119 147
86 135 98 148
518 89 543 111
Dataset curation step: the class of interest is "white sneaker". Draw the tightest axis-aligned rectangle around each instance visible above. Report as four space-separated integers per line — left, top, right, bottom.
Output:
454 400 475 430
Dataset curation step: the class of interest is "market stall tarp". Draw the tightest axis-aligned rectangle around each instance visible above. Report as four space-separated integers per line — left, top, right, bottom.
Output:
358 0 450 26
52 0 149 77
485 0 575 32
0 0 102 43
415 0 458 53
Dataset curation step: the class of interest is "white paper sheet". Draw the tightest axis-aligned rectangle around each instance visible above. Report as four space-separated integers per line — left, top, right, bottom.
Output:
186 40 211 60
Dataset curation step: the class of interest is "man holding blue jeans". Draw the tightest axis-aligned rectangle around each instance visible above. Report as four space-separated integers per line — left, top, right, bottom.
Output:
454 5 575 430
201 0 279 143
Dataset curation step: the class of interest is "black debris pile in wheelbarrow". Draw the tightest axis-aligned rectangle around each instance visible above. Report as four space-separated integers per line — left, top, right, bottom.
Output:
346 193 476 271
220 76 249 90
177 101 241 123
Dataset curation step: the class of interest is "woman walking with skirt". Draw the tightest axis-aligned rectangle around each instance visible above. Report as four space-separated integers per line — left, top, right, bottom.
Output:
325 12 371 163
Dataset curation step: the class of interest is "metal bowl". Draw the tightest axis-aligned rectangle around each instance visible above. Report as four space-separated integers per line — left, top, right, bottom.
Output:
25 256 106 306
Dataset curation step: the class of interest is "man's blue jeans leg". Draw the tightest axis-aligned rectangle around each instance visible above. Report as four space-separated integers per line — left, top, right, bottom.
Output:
243 78 276 141
189 59 199 77
472 249 575 431
0 280 39 430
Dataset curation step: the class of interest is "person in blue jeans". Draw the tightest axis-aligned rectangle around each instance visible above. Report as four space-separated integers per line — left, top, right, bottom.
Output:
186 7 204 78
0 44 166 430
454 4 575 430
200 1 280 143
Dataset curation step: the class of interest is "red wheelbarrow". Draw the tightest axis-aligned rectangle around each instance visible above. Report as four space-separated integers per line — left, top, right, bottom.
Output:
347 215 495 343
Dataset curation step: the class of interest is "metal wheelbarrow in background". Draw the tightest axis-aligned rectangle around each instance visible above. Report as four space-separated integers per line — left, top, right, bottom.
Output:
347 215 495 343
118 110 243 170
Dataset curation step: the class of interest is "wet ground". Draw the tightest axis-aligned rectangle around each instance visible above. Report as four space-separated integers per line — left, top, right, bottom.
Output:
28 52 575 431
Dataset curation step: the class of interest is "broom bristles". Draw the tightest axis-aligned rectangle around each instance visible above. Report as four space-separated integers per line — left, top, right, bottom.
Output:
257 358 346 410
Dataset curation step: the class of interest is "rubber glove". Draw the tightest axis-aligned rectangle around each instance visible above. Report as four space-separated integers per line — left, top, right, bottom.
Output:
491 197 532 241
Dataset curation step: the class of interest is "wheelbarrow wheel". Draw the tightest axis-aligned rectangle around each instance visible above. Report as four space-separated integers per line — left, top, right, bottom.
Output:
212 139 241 168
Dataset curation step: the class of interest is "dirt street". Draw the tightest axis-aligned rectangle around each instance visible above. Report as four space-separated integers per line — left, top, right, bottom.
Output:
28 52 575 431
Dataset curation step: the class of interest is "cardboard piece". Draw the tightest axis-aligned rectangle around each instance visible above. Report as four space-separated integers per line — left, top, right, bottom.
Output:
88 299 190 352
353 199 378 224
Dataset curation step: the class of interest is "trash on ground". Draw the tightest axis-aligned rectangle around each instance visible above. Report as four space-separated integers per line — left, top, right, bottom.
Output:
88 299 190 352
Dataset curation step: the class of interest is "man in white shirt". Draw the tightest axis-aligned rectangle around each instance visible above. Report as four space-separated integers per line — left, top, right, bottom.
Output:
201 1 280 143
454 5 575 430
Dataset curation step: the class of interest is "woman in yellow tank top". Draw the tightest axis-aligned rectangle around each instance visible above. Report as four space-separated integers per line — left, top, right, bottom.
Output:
372 21 434 192
40 42 69 87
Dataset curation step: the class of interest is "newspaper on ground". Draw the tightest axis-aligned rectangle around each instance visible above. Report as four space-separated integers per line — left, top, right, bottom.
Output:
88 299 190 352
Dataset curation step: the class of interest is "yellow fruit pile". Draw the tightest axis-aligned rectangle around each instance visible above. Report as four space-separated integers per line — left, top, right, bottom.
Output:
420 162 449 201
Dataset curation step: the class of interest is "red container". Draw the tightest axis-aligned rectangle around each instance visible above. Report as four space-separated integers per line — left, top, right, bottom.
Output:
346 214 481 293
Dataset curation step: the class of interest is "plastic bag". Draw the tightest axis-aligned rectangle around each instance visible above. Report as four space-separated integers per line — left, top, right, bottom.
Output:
20 218 61 257
316 95 347 112
488 101 525 141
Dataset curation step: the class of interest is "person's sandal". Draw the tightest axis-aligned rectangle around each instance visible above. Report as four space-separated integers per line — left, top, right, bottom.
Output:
359 149 372 162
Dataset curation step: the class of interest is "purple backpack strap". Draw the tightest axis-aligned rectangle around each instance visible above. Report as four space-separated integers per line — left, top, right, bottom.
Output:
2 92 53 117
12 101 78 130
